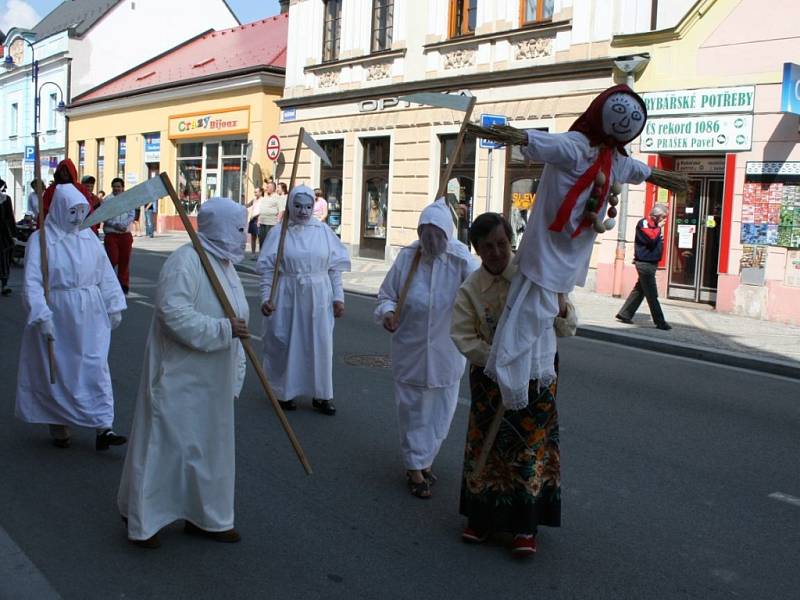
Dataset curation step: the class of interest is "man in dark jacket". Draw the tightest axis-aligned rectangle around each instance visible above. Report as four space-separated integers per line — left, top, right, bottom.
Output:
615 203 671 330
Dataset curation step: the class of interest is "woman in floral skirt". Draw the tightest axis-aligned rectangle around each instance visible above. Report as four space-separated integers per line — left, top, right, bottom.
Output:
450 212 576 557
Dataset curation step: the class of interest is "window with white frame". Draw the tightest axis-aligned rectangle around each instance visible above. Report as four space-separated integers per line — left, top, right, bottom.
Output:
322 0 342 62
10 103 19 136
47 93 58 131
371 0 394 52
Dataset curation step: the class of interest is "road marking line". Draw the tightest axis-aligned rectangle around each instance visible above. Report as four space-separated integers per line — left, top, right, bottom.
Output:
136 300 155 308
126 291 147 299
769 492 800 508
0 524 61 599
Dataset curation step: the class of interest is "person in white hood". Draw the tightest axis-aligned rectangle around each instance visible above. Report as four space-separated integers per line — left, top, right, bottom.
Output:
117 197 250 549
375 198 478 499
15 183 127 450
258 184 351 416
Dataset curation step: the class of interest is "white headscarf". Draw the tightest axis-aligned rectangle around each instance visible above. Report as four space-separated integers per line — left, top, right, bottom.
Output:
287 184 317 225
47 184 89 236
197 197 247 264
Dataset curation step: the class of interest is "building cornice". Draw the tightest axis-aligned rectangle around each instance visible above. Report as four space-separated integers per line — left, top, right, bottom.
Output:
305 48 407 73
67 71 284 118
611 0 718 47
423 18 571 53
278 56 615 109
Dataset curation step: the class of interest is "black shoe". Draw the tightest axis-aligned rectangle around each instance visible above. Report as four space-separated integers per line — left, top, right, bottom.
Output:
615 314 634 324
96 430 127 451
1 287 11 296
278 399 297 411
656 322 673 331
312 398 336 416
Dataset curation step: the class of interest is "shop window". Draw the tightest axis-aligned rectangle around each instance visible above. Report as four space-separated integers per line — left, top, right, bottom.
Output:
77 141 85 180
96 139 105 189
176 140 248 213
439 132 477 246
320 139 344 237
116 136 126 179
520 0 554 25
504 143 543 249
360 137 390 259
449 0 477 38
322 0 342 62
221 140 247 204
178 142 203 158
371 0 394 52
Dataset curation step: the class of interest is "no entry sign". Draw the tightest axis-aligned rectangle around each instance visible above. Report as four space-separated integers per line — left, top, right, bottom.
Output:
266 135 281 161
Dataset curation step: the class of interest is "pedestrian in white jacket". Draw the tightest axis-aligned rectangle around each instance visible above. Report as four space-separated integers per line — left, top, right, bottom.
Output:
117 197 250 549
375 198 478 499
15 183 127 450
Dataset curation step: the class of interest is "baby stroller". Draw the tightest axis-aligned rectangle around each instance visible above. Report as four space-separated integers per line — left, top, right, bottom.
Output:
12 215 36 266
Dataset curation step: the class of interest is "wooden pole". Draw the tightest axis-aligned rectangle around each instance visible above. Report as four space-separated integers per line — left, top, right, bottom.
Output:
268 127 305 308
395 96 477 320
160 173 313 475
470 405 505 482
33 135 56 384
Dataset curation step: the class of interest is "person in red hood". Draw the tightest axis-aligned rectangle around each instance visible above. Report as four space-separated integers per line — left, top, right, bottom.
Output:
41 159 94 219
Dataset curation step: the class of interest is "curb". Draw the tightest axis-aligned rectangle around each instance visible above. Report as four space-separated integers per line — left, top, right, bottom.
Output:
577 325 800 380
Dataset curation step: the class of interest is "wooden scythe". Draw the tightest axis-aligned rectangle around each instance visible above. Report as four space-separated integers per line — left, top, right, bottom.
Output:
33 135 56 384
160 173 313 475
394 95 477 320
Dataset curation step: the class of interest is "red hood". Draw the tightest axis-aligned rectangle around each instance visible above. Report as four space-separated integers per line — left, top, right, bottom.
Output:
568 84 647 156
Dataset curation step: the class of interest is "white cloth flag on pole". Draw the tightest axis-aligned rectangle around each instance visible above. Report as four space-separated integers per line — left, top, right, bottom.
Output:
80 175 169 230
398 92 473 112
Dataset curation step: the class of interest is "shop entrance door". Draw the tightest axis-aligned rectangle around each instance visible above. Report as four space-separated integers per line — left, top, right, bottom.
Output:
668 176 724 303
360 137 390 259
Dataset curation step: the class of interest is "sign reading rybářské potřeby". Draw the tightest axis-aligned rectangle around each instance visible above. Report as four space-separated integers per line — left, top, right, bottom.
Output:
168 107 250 140
641 114 753 152
642 86 755 116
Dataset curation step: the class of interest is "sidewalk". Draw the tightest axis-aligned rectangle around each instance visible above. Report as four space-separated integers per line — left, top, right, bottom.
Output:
135 233 800 378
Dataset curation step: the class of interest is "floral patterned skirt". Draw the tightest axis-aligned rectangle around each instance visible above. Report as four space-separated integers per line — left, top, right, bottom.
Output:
459 362 561 535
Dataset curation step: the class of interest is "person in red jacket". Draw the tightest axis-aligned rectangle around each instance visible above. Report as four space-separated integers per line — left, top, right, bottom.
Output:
41 159 94 219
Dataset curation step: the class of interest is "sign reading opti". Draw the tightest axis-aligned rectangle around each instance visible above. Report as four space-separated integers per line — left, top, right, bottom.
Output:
168 107 250 139
642 86 755 116
641 114 753 152
781 63 800 116
266 135 281 161
479 114 508 149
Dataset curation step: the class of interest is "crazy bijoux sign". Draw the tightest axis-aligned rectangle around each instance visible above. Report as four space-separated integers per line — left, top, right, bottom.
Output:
642 86 755 116
168 107 250 140
641 114 753 152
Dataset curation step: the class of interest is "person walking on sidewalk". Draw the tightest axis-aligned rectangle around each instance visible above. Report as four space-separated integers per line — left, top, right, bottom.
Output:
257 181 283 249
103 178 135 295
616 203 671 330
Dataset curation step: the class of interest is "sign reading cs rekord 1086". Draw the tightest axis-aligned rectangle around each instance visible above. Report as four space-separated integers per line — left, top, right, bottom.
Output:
641 114 753 152
266 135 281 161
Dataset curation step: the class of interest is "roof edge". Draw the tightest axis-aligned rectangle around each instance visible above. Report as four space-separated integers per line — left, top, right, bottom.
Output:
611 0 718 48
72 28 215 102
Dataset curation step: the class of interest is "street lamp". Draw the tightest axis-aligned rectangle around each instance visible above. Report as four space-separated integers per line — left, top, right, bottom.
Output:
611 53 650 298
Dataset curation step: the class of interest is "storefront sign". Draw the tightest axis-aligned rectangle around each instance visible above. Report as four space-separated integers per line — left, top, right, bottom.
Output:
674 157 726 174
144 133 161 163
781 63 800 116
745 161 800 176
641 114 753 152
168 107 250 140
282 108 297 122
642 86 755 116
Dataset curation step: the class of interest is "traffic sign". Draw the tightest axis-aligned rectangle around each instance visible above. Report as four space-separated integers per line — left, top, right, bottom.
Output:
266 135 281 161
24 146 35 162
479 114 508 149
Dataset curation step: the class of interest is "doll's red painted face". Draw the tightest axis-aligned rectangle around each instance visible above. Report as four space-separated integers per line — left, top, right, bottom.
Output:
601 93 646 144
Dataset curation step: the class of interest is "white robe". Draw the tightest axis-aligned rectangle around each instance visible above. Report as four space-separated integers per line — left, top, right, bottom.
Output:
257 219 351 401
15 226 126 428
375 241 478 469
486 129 651 408
117 244 248 541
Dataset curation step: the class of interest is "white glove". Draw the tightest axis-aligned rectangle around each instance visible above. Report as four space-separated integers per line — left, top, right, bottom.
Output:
38 319 55 341
109 312 122 330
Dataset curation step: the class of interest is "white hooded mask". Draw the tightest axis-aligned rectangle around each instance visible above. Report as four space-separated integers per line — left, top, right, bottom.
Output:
417 197 453 256
48 184 89 236
287 185 316 225
197 197 248 264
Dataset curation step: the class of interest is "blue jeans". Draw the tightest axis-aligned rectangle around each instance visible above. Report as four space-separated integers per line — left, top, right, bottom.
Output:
145 210 155 237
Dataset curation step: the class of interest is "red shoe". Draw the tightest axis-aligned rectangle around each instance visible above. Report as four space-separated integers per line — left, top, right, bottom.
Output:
461 527 488 543
511 534 537 557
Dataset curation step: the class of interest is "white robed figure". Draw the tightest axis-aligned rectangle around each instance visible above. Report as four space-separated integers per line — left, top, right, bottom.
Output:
258 184 351 415
118 197 250 548
375 199 478 498
15 183 127 450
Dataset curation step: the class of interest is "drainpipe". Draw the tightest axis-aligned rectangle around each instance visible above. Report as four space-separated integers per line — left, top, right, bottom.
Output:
611 53 650 297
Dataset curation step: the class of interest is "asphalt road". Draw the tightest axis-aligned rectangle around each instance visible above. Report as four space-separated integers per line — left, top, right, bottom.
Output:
1 248 799 600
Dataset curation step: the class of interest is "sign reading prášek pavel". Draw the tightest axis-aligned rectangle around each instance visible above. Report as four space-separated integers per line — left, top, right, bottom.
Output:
168 107 250 140
640 85 755 153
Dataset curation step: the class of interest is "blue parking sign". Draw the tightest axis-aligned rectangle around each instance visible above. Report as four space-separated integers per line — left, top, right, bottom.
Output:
24 146 35 162
479 114 508 149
